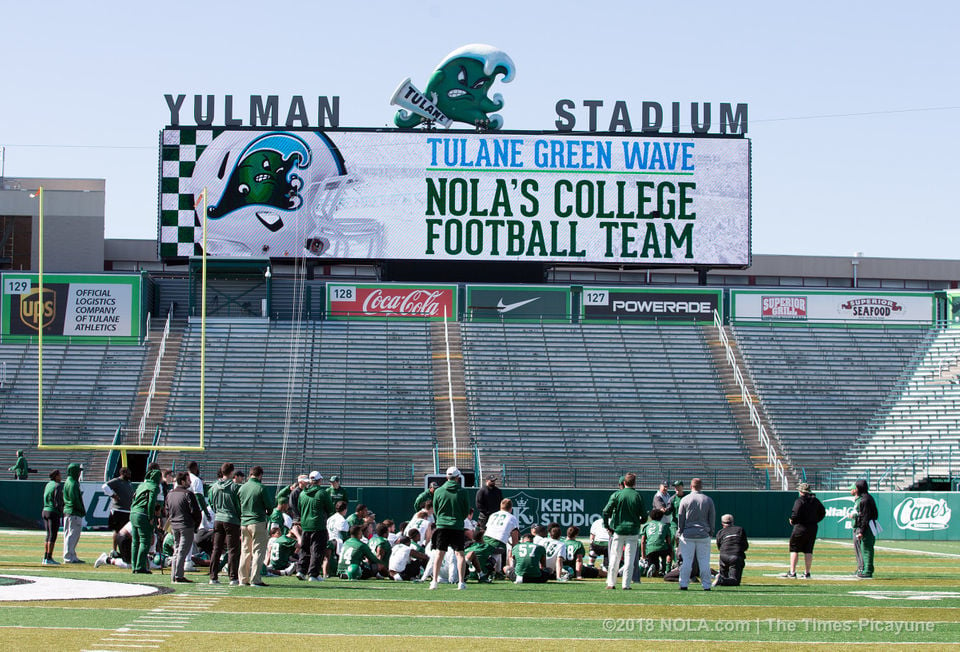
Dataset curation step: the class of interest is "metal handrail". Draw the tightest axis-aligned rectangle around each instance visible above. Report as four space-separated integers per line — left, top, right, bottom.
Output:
714 310 789 490
443 306 458 466
138 308 173 445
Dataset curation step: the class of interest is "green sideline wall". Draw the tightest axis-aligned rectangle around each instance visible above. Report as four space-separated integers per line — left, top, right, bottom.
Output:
2 481 956 540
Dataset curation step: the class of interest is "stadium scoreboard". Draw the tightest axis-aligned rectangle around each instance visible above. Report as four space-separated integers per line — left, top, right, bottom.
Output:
158 128 750 267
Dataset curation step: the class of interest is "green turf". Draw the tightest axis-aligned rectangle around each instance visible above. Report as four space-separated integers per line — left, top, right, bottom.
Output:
2 531 960 648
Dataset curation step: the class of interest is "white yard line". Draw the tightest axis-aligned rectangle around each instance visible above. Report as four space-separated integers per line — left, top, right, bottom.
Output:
826 540 960 559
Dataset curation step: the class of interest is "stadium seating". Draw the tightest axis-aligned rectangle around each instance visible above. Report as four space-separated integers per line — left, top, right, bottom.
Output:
3 309 954 491
837 328 960 488
0 341 146 475
159 320 437 484
461 322 761 488
732 325 930 484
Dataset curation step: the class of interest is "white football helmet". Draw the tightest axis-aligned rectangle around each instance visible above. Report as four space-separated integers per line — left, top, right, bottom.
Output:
186 130 374 258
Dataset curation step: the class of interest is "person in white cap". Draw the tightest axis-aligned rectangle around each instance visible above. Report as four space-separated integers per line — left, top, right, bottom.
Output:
297 471 334 581
288 474 310 524
429 466 470 590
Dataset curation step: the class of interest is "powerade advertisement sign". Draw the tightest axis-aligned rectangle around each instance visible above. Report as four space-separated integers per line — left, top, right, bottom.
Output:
817 492 958 541
158 129 750 266
1 273 142 343
326 283 457 320
466 285 571 322
581 287 721 323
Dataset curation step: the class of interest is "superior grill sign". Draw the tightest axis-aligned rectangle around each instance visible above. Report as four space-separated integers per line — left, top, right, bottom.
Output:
762 296 808 320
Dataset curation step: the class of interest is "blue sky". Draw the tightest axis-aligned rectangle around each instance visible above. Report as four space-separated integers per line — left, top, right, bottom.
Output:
1 1 957 260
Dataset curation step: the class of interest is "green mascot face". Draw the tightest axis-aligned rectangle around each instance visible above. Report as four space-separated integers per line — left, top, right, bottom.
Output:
393 44 515 130
428 57 507 127
208 150 302 220
234 151 295 206
205 133 313 222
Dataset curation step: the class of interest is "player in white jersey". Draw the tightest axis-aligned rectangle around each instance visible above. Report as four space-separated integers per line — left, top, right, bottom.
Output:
389 535 430 581
482 499 520 574
408 509 434 546
532 524 550 548
589 516 611 568
322 501 349 578
542 524 571 580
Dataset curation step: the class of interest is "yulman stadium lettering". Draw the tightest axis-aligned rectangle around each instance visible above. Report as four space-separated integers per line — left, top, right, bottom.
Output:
164 94 341 128
158 44 749 265
554 99 748 135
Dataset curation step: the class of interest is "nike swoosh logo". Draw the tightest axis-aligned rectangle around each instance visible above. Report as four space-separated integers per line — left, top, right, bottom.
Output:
496 297 540 313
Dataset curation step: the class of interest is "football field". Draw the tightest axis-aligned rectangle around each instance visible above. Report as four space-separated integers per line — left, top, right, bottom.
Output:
1 530 959 650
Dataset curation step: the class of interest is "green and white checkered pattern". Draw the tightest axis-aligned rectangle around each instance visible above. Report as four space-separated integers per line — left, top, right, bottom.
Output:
158 128 223 258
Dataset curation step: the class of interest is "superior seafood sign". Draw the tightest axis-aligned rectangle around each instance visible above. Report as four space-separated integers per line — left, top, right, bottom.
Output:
731 290 935 326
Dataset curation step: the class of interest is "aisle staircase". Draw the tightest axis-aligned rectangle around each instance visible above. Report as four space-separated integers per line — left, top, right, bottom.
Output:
431 320 471 472
703 320 795 489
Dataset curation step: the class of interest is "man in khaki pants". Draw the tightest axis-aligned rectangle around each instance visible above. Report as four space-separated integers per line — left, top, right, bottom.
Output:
238 466 275 586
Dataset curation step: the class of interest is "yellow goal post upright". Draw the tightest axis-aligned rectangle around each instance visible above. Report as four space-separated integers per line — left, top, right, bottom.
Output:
33 186 208 469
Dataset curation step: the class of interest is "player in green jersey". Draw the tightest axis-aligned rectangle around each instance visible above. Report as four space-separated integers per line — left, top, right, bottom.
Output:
337 525 384 579
640 508 673 577
512 532 547 584
265 523 301 576
368 523 392 571
562 526 587 579
465 526 496 582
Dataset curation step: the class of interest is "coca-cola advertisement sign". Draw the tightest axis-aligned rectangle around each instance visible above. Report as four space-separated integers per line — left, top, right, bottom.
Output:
326 284 457 320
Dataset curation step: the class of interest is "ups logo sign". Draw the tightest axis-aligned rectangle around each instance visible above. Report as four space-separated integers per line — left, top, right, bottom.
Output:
19 287 56 331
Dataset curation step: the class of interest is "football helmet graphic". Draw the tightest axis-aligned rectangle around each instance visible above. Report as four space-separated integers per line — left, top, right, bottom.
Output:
188 131 383 258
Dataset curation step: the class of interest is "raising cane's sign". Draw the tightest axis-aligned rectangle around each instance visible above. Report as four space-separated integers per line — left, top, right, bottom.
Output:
326 284 457 320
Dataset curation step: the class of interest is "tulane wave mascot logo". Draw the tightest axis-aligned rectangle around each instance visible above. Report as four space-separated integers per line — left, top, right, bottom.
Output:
391 43 516 130
206 133 311 221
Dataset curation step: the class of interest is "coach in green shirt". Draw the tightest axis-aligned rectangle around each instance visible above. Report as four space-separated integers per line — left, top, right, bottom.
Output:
238 466 275 586
326 475 348 510
130 468 162 574
429 467 470 590
298 471 335 580
602 472 646 590
209 463 243 585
